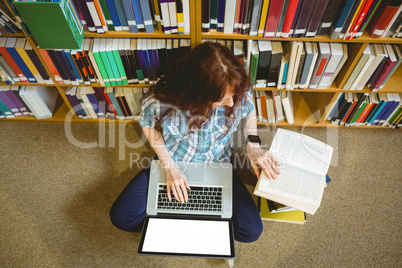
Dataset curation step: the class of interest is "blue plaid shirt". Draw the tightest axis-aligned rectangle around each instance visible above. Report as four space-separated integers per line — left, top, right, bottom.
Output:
139 89 255 163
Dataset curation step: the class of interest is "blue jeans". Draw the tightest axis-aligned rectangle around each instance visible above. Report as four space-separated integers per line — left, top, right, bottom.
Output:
109 165 263 243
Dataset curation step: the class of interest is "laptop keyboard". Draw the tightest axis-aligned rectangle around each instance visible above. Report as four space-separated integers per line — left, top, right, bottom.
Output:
157 184 223 212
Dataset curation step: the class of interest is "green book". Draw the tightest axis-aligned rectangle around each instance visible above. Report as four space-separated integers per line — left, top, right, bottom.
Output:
92 38 111 87
105 38 122 86
113 38 128 85
99 38 117 86
106 87 124 118
98 0 115 31
13 0 84 49
250 41 259 86
210 0 219 30
0 99 14 118
349 98 368 127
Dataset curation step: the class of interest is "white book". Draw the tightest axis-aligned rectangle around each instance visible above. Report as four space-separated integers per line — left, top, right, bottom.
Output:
160 0 171 34
356 44 386 90
183 0 191 34
86 0 105 34
299 42 319 89
91 38 107 85
224 1 237 34
285 42 302 90
254 128 333 215
343 45 372 90
78 87 97 118
168 0 178 34
273 91 285 122
26 87 47 119
322 44 348 89
281 91 294 124
350 45 375 91
19 87 37 119
317 43 344 89
31 86 58 119
255 90 263 122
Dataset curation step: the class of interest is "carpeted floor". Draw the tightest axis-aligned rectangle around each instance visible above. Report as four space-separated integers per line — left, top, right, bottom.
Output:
0 121 401 268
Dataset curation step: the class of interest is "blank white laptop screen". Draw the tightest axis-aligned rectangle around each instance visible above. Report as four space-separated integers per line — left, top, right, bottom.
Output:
141 218 232 256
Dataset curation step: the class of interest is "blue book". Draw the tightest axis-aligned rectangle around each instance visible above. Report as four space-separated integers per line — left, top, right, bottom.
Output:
106 88 124 118
130 0 144 32
121 0 139 33
217 0 226 32
327 92 345 121
368 98 387 125
113 0 129 31
282 62 289 84
377 98 399 126
86 89 105 118
373 97 393 125
105 0 121 30
5 38 37 83
64 50 83 83
139 0 155 33
329 0 356 39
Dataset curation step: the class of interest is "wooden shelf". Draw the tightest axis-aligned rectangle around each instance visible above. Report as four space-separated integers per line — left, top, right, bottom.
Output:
201 31 402 44
84 30 191 39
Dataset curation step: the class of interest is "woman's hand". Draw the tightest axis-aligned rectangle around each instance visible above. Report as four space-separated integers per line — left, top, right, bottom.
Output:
247 143 280 180
164 165 190 203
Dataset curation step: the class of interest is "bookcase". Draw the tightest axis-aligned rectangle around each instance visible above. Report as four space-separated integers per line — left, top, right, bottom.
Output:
1 0 401 129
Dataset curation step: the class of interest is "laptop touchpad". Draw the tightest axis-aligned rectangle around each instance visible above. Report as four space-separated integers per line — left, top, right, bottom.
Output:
176 162 204 182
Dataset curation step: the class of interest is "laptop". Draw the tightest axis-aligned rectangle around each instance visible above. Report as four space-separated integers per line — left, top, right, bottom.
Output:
138 159 235 259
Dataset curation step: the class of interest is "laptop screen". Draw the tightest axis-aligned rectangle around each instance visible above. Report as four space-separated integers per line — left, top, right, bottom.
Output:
138 217 235 258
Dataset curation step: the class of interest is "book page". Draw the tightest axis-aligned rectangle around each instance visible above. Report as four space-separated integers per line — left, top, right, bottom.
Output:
270 128 333 176
258 165 325 203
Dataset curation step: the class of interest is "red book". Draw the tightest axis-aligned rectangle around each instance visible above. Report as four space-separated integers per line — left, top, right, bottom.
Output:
237 0 245 34
346 0 374 40
0 46 28 83
371 57 397 90
103 89 117 116
264 0 285 38
358 103 375 124
341 98 358 125
37 48 64 84
281 0 300 38
368 0 402 38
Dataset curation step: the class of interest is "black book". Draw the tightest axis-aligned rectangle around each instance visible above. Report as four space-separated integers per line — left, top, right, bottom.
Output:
317 0 346 36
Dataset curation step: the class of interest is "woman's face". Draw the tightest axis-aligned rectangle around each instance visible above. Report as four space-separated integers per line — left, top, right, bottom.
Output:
212 89 234 108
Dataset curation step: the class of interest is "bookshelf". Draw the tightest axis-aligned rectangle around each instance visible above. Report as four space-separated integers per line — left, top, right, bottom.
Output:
0 0 401 128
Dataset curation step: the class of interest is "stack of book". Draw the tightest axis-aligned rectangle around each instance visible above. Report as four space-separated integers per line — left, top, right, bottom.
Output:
254 128 334 215
259 175 331 224
202 0 402 39
343 44 402 91
325 92 402 128
0 1 22 35
253 90 294 124
216 39 349 90
65 86 144 120
67 0 190 35
0 37 191 86
0 37 52 85
0 85 62 119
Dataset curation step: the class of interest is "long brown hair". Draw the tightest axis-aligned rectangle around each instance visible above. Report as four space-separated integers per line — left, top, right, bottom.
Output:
149 41 251 134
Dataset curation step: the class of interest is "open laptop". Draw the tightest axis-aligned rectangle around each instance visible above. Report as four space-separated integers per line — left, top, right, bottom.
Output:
138 159 235 259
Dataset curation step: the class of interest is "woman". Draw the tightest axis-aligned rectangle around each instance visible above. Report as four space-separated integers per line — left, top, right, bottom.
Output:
110 42 280 243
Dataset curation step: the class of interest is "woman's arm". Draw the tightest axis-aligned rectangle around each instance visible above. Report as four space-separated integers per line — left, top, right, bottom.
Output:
142 127 189 203
241 109 280 179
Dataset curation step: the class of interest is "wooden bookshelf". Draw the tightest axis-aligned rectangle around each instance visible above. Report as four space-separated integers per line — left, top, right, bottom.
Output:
1 0 401 128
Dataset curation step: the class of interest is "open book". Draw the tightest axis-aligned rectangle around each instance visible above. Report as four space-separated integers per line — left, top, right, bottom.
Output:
254 128 333 215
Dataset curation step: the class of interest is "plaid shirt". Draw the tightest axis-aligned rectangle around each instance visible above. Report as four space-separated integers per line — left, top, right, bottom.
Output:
139 89 255 162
